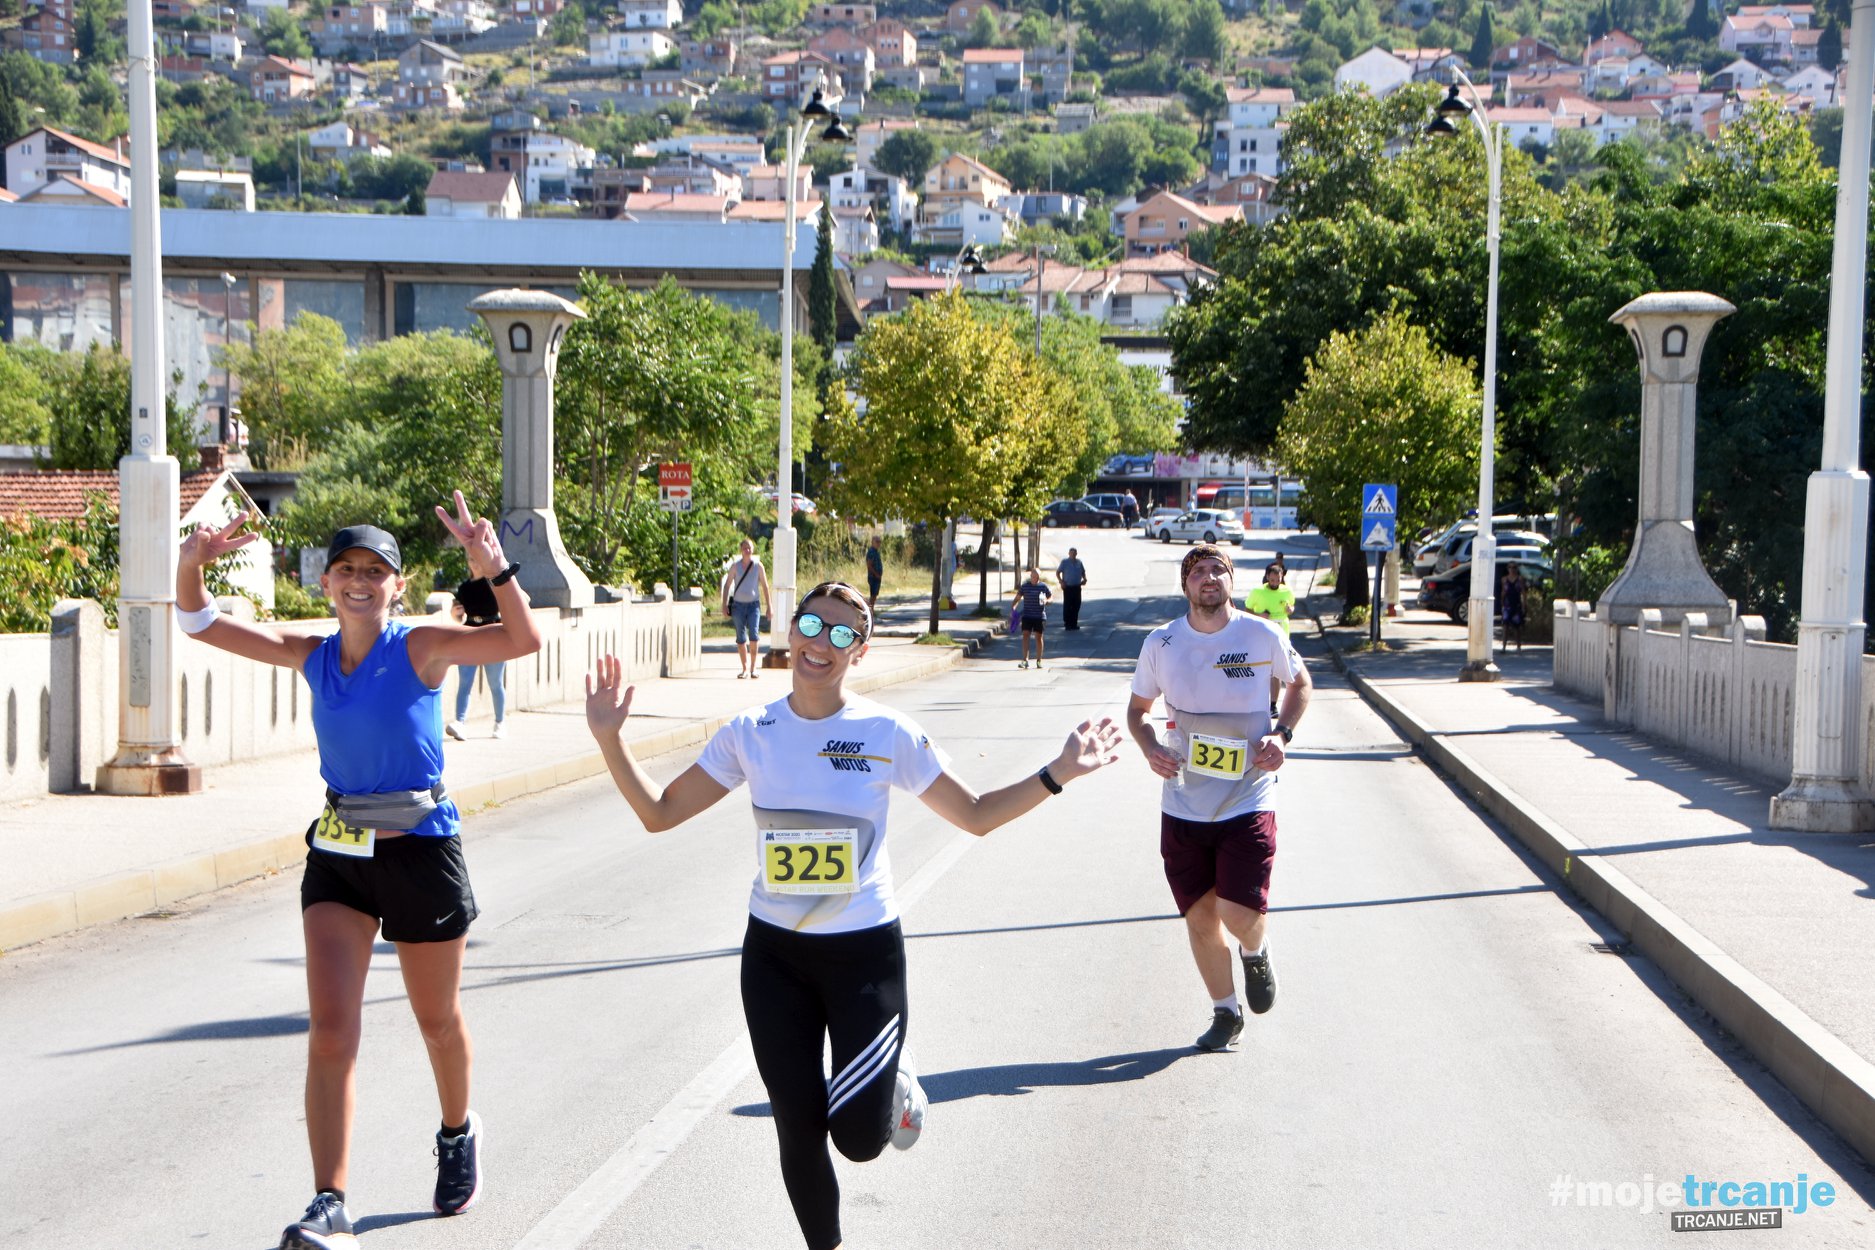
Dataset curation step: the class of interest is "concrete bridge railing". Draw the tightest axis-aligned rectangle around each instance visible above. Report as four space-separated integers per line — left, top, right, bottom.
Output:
1552 599 1874 791
0 592 700 803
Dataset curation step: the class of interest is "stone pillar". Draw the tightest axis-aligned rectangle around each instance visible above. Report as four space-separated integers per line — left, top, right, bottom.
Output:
469 289 594 610
50 599 109 793
1596 292 1735 630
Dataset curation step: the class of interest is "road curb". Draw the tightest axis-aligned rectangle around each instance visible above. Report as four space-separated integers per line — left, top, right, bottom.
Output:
0 643 976 955
1328 646 1875 1169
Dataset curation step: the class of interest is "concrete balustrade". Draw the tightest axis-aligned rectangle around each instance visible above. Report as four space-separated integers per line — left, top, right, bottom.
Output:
1551 599 1856 789
2 592 700 803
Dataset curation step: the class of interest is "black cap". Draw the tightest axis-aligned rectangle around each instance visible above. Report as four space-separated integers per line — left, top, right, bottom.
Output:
326 525 403 572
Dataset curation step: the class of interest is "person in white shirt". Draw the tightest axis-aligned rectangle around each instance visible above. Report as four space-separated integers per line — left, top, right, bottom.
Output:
585 580 1121 1250
1125 545 1312 1053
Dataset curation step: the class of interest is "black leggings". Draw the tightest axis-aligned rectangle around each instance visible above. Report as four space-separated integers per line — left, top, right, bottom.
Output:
741 915 907 1250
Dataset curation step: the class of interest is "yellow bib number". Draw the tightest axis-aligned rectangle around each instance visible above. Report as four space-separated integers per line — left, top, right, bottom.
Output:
312 805 376 858
1187 733 1249 780
763 828 858 895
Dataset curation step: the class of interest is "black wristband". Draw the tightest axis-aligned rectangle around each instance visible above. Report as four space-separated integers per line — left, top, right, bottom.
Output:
490 562 521 587
1037 765 1063 795
1275 723 1293 745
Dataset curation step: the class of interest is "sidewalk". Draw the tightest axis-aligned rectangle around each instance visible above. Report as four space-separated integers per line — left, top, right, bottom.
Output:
0 594 1003 954
1309 593 1875 1169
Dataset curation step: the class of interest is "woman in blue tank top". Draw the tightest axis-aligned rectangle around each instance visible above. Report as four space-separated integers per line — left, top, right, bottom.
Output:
177 492 542 1250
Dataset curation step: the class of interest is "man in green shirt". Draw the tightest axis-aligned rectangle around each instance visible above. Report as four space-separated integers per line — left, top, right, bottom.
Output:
1246 562 1295 635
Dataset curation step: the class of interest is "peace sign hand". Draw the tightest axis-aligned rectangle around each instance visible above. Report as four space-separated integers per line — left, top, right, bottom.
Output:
435 490 504 580
179 512 258 571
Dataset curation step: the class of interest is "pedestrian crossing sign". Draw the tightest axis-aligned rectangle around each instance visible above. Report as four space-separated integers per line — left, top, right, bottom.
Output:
1362 484 1397 517
1362 517 1397 551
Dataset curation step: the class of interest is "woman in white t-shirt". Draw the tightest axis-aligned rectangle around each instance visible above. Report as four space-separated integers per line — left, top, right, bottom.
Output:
585 581 1120 1250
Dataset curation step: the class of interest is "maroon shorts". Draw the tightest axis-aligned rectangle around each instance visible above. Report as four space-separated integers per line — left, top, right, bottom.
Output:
1160 810 1278 915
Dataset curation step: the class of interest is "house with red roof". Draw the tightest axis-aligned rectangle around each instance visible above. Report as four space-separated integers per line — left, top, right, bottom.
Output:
3 126 131 202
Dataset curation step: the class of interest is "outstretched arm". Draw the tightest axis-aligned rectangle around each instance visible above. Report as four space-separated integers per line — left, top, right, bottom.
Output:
177 512 319 671
585 654 731 831
409 491 545 682
917 716 1123 836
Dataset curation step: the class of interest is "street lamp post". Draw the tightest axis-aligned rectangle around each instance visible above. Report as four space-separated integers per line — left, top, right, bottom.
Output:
219 271 237 446
1427 71 1503 682
769 87 851 668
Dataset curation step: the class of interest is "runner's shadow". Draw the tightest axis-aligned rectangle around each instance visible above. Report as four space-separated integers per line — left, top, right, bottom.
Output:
352 1210 436 1235
730 1047 1190 1117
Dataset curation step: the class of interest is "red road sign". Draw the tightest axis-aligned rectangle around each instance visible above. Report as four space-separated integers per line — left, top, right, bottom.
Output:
659 463 692 490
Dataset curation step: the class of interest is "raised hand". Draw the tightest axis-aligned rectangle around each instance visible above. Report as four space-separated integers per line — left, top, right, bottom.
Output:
585 654 635 741
1055 715 1124 782
179 512 258 570
435 490 505 580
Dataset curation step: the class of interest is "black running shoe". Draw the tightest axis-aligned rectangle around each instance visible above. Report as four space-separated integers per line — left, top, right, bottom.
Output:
434 1109 484 1216
1194 1007 1244 1052
279 1191 352 1250
1242 947 1277 1015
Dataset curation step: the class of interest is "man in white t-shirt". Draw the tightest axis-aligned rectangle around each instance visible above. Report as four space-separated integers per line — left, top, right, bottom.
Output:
1126 544 1312 1052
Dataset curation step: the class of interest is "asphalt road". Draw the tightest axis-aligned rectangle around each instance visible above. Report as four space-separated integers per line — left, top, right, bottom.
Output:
2 529 1870 1249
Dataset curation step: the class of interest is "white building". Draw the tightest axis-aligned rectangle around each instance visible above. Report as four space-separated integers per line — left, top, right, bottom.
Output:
175 169 256 210
3 126 131 202
1334 47 1413 97
590 29 676 68
618 0 682 27
915 200 1017 248
1214 85 1296 178
523 132 597 203
830 165 916 234
426 169 522 219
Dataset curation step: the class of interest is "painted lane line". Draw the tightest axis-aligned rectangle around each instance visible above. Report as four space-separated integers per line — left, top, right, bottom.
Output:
510 831 978 1249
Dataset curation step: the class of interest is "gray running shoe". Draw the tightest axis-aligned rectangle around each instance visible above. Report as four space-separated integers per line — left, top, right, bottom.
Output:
1242 947 1277 1015
890 1065 928 1150
1194 1007 1244 1052
279 1191 352 1250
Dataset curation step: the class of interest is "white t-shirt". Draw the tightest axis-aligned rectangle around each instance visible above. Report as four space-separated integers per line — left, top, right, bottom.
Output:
696 693 948 933
1130 610 1306 821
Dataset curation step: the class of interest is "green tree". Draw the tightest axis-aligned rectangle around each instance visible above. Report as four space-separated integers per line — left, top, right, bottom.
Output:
1817 22 1843 72
822 294 1080 635
0 342 54 445
221 312 352 470
258 8 312 61
873 129 941 188
1469 5 1495 71
968 6 1001 47
0 77 22 150
554 274 786 588
809 201 838 361
1276 313 1482 608
35 344 198 470
1181 0 1230 64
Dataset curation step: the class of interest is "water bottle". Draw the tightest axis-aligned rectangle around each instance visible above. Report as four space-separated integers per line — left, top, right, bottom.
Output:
1165 720 1185 790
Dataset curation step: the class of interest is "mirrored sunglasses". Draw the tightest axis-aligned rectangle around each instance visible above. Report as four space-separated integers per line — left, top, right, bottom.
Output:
796 612 863 649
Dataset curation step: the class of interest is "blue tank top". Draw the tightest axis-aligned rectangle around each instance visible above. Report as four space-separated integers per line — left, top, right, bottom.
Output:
305 620 459 839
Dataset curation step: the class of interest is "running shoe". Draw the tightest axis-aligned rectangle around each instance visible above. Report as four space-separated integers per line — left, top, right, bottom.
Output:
1018 661 1028 669
445 720 467 741
491 720 507 740
1242 946 1277 1015
1194 1007 1244 1052
434 1109 484 1215
890 1065 927 1151
278 1191 352 1250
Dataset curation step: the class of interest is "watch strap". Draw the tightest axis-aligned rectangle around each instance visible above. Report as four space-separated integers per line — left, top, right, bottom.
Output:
491 562 521 587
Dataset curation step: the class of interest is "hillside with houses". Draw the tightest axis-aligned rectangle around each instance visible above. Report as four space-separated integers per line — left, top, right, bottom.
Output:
0 0 1856 333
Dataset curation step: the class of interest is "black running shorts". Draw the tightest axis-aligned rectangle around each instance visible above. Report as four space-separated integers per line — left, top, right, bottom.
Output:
301 828 479 943
1160 809 1277 915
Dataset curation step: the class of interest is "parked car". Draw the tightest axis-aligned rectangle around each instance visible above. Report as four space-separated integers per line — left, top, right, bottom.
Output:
1150 508 1245 544
1043 498 1125 528
756 488 816 514
1417 553 1552 623
1084 492 1140 525
1415 515 1557 575
1432 529 1548 576
1102 453 1156 476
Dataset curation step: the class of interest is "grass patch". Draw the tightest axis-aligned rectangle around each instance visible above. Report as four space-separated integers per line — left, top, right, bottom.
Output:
915 632 956 646
1340 604 1370 627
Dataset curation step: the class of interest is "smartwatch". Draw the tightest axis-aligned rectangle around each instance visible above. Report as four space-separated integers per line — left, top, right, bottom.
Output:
1274 723 1293 745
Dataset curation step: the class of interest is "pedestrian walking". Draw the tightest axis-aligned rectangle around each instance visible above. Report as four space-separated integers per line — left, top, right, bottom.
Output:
1125 545 1312 1053
447 575 508 740
864 535 884 612
1056 547 1087 631
723 538 773 679
584 580 1121 1250
177 492 543 1250
1500 562 1527 652
1012 567 1053 668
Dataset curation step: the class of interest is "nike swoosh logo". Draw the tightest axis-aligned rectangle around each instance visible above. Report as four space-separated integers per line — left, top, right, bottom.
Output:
435 910 456 926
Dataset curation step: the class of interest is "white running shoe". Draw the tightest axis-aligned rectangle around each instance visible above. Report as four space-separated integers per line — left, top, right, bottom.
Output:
491 721 507 740
445 721 467 741
890 1066 927 1151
